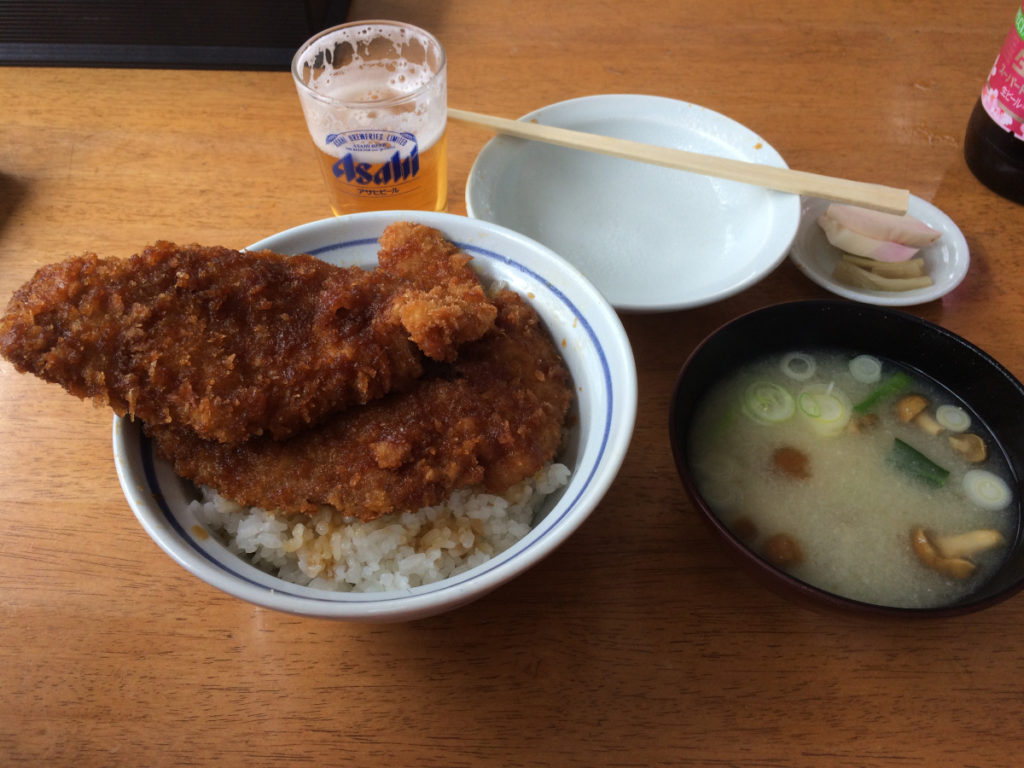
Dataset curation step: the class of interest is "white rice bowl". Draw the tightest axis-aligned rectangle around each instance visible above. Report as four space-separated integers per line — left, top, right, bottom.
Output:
114 211 636 621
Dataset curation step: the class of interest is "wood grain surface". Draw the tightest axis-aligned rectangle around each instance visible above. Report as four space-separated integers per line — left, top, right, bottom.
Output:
2 1 1023 765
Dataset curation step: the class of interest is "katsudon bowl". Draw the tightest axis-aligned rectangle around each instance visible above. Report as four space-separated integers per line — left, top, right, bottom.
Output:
114 211 637 621
669 301 1024 617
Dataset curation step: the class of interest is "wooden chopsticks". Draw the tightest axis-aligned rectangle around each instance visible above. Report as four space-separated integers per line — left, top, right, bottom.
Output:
449 107 910 215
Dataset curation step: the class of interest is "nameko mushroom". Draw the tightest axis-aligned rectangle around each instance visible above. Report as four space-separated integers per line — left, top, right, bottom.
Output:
910 526 1007 580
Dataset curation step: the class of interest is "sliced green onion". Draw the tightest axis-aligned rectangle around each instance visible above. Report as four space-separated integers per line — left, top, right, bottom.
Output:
854 371 912 414
963 469 1012 511
936 404 971 432
797 391 821 418
889 438 949 487
797 384 851 436
849 354 882 384
781 352 817 381
742 381 795 425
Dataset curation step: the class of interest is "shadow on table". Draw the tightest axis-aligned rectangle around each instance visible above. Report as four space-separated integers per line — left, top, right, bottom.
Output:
0 172 30 237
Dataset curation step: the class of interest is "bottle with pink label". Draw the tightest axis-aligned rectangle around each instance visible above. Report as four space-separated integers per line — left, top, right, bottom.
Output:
964 2 1024 204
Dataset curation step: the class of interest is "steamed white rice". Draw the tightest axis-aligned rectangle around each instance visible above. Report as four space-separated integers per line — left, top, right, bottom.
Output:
188 463 570 592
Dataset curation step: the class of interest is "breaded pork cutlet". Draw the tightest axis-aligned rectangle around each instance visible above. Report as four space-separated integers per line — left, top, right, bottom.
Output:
0 224 497 443
146 290 573 522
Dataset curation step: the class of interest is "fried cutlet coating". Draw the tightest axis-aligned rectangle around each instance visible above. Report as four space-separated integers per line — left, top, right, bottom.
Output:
379 221 499 361
146 290 573 521
0 224 497 443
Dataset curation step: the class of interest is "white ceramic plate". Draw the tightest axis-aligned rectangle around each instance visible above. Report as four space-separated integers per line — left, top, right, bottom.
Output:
788 195 970 306
465 94 801 312
114 211 637 621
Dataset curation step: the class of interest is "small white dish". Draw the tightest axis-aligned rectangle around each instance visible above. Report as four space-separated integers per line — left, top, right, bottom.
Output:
114 211 637 621
788 195 970 306
465 94 801 312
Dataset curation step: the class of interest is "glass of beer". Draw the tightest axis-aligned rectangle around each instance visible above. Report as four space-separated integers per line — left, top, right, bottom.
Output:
291 20 448 215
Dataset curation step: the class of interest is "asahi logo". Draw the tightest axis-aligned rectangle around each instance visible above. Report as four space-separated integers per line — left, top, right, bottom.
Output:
325 130 420 186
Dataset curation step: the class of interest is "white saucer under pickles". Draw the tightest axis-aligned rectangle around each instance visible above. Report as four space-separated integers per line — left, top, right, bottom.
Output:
788 195 970 307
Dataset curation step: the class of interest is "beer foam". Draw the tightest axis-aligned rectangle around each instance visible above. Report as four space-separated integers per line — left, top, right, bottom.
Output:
295 23 446 153
315 64 436 104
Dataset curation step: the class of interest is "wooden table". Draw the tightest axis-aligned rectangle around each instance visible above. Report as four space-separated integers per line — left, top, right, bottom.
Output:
2 1 1022 765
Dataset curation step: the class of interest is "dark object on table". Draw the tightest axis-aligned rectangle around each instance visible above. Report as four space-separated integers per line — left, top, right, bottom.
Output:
0 0 351 69
961 4 1024 205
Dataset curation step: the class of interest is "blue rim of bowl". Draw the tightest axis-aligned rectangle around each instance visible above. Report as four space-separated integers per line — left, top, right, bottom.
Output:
121 229 622 608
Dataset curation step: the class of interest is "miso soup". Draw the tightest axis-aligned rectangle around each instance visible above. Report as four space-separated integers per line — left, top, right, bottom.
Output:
687 350 1018 609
